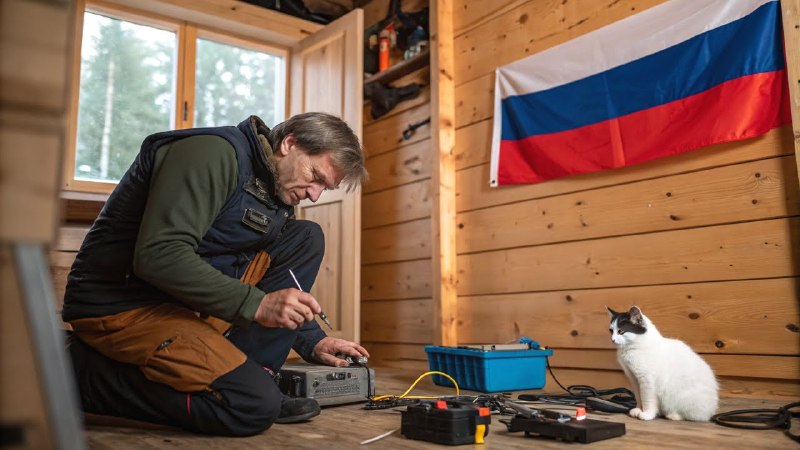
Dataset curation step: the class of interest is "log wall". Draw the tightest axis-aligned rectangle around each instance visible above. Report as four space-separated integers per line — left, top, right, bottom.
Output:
1 0 78 446
360 67 435 358
359 0 435 364
369 0 800 398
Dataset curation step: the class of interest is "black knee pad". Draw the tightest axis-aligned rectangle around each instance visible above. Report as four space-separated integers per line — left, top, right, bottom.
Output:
205 360 283 436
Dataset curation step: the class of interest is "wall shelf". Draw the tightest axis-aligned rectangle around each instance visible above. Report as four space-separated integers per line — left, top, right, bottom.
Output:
364 49 429 86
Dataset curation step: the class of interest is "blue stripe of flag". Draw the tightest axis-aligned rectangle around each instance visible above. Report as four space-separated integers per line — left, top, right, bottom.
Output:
500 1 784 141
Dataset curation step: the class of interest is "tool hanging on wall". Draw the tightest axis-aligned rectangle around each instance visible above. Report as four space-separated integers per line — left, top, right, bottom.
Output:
399 116 431 142
364 82 423 119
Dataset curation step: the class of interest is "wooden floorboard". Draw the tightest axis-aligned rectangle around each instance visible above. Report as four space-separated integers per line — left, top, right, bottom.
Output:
83 367 797 449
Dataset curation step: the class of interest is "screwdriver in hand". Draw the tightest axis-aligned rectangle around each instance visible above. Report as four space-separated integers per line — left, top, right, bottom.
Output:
289 269 333 330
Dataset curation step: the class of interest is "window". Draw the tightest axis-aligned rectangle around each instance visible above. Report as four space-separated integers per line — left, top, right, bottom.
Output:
74 12 176 184
66 2 287 193
194 34 285 128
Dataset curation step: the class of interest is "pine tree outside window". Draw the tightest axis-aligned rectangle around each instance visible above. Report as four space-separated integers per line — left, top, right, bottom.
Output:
74 11 176 185
194 34 285 129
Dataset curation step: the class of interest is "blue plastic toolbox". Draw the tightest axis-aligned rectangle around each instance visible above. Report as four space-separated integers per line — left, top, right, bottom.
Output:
424 343 553 393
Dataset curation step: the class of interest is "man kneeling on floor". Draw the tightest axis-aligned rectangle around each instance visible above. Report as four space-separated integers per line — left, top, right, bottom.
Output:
62 113 370 436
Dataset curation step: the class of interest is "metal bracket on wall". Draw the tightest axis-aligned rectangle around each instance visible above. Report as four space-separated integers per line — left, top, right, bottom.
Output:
399 116 431 142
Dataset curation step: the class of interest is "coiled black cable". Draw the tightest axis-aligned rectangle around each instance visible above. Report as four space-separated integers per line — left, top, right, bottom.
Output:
711 402 800 443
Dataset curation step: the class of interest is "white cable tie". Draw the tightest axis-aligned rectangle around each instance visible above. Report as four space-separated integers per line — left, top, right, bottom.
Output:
360 428 398 445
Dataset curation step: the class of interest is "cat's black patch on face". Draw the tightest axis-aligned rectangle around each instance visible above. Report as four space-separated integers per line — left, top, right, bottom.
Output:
617 313 647 334
609 311 647 335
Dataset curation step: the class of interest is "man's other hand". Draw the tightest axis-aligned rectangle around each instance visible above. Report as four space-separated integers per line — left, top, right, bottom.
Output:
254 288 321 329
312 337 370 367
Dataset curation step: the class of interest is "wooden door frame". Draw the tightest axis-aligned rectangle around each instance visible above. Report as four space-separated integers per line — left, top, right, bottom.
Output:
431 0 458 346
780 0 800 193
289 9 364 342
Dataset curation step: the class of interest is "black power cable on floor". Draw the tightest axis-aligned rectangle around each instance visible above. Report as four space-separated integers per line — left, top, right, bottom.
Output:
712 402 800 443
523 353 798 443
517 356 636 412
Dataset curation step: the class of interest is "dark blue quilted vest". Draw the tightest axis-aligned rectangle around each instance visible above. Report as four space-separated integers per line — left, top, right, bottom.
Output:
63 116 294 321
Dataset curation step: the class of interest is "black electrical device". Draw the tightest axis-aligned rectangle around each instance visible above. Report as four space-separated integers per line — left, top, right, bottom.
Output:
401 399 491 445
503 413 626 444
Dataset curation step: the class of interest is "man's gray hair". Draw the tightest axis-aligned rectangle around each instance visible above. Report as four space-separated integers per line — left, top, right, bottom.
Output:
270 112 367 190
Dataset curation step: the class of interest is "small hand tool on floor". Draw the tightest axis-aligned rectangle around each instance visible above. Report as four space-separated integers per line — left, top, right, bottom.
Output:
289 268 333 330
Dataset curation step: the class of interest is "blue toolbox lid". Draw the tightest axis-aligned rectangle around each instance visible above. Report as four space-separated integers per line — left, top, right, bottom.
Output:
424 345 552 358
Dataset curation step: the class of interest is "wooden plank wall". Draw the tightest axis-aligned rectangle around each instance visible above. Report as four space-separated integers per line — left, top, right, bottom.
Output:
51 223 91 319
51 193 106 320
360 67 434 365
1 0 77 446
442 0 800 398
360 0 436 368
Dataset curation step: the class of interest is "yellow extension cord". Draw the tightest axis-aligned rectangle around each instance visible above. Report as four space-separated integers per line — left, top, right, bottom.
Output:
369 371 489 445
371 370 460 402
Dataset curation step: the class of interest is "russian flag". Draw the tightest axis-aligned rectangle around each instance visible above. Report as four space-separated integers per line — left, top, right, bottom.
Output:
490 0 791 187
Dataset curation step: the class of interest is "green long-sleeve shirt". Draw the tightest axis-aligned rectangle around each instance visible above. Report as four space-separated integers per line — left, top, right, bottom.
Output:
132 135 264 326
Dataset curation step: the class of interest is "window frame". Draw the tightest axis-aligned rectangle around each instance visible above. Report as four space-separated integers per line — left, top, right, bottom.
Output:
65 0 291 194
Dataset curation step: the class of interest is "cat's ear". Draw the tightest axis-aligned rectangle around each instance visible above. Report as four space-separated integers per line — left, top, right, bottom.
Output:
629 306 644 325
606 306 618 318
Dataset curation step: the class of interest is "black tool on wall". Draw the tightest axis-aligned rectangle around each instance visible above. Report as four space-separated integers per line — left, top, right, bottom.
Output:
399 116 431 142
364 82 422 119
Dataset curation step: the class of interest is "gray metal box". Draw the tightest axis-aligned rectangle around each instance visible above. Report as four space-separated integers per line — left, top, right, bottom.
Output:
276 362 376 406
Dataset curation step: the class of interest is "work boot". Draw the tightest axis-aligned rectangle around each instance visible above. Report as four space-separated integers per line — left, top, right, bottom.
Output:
274 396 320 424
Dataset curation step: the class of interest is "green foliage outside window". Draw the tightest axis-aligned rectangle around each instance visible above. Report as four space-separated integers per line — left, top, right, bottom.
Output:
76 12 174 183
195 38 284 129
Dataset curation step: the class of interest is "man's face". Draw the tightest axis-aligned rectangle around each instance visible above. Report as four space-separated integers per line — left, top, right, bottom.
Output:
273 134 343 206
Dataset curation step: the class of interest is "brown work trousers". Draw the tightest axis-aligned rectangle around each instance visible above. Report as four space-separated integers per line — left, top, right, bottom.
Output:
70 303 245 392
69 251 270 393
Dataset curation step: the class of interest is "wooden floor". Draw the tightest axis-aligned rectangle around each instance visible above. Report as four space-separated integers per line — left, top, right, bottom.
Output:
83 367 796 449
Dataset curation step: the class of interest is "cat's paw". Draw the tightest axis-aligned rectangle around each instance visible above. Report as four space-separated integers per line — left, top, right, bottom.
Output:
665 412 683 421
637 410 657 420
629 408 657 420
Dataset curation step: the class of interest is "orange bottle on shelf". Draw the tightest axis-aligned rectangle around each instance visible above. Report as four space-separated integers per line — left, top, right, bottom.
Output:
379 36 390 72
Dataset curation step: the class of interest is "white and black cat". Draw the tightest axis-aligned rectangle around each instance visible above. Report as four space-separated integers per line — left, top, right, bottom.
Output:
606 306 718 421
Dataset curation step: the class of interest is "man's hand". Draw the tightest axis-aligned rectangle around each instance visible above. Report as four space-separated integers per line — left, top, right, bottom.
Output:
253 288 321 329
312 337 370 367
